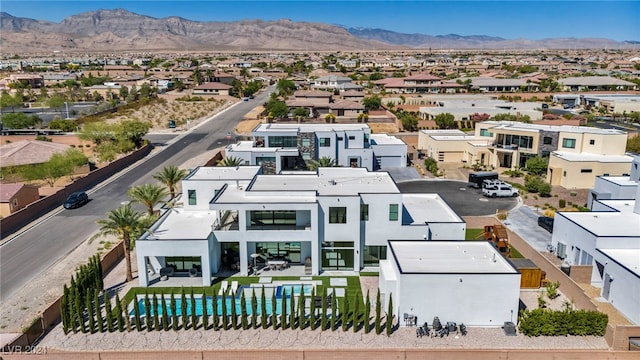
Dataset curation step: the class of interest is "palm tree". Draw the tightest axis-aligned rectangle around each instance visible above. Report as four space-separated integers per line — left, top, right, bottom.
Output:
307 157 338 170
92 204 142 282
217 156 244 167
128 183 168 216
153 165 187 200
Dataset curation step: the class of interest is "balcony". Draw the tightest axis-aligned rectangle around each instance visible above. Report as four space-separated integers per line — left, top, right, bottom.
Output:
492 143 519 150
247 223 311 231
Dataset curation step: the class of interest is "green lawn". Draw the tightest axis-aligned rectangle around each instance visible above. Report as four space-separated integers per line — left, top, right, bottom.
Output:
123 275 366 307
465 228 485 240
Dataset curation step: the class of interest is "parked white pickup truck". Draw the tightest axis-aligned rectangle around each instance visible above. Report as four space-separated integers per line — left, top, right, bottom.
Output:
482 184 519 198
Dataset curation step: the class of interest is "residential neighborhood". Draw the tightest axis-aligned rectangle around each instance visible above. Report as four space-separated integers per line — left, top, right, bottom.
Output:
1 3 640 359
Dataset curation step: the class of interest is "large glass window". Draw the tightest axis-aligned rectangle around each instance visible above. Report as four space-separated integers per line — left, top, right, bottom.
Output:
480 129 492 137
389 204 399 221
188 190 197 205
166 256 201 272
268 136 298 148
329 207 347 223
319 137 331 147
363 246 387 266
250 210 297 225
322 248 354 270
562 138 576 149
360 204 369 221
256 156 276 165
256 242 301 263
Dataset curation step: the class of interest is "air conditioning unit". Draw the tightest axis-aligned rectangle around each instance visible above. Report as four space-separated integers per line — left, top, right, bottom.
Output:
556 242 567 260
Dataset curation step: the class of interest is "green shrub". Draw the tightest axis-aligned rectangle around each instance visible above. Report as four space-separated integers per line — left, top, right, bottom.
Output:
537 292 547 309
525 175 547 193
559 199 566 208
518 309 608 336
546 281 560 299
423 157 439 175
539 182 552 196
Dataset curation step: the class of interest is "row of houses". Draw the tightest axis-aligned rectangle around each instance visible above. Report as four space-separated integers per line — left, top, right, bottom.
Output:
550 155 640 324
418 120 633 189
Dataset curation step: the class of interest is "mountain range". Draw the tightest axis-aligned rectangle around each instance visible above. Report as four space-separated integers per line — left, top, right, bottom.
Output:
0 9 635 54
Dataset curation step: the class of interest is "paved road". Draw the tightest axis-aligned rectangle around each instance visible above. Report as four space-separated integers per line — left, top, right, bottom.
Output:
397 180 518 216
0 88 273 302
503 205 552 252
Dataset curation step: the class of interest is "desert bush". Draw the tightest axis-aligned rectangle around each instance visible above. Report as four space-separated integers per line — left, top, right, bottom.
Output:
519 308 608 336
546 281 560 299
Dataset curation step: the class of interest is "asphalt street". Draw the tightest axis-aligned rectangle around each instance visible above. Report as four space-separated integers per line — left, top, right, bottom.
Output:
503 205 553 252
397 180 519 216
0 87 273 302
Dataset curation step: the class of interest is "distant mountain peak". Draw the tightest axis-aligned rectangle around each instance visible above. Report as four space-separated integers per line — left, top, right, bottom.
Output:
0 11 635 53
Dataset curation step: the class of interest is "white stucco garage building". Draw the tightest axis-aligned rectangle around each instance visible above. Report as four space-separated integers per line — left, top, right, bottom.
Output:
379 240 521 327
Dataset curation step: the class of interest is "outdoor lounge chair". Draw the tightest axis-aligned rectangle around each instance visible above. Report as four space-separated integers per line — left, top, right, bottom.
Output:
230 281 239 293
218 280 229 295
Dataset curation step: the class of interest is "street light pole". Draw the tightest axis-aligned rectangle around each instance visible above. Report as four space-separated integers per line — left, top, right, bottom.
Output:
64 102 70 119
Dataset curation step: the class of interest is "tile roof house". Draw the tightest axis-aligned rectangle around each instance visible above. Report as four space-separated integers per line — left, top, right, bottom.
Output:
0 183 40 217
192 82 233 96
0 140 70 167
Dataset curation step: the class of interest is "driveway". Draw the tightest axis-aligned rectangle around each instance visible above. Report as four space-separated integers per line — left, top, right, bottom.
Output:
503 206 552 252
397 180 518 216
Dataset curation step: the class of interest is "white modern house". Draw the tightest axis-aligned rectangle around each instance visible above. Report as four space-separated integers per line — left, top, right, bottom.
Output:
550 155 640 324
379 241 521 327
226 123 407 173
137 166 466 287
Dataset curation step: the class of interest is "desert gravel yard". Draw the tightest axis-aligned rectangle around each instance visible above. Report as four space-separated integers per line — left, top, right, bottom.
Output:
37 323 608 352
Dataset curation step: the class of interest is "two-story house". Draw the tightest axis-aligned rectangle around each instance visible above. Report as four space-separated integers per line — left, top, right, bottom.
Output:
225 123 407 174
136 166 466 286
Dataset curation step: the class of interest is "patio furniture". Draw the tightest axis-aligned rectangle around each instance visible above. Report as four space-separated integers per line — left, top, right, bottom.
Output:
189 268 198 277
230 281 239 293
268 260 286 270
218 280 229 295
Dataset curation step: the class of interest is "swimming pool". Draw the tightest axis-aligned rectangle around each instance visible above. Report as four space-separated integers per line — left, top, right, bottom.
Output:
131 283 316 316
131 296 293 316
276 284 314 298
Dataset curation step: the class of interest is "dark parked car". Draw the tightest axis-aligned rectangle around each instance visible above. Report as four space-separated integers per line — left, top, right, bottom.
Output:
537 216 554 233
64 191 89 209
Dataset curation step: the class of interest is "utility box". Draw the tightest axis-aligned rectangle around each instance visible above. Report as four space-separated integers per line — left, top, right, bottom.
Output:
503 321 517 336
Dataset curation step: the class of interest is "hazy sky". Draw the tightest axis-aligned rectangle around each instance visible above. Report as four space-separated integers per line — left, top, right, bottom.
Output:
2 0 639 41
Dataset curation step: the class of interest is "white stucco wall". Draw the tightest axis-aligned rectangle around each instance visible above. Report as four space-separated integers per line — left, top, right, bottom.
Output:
593 251 640 324
136 238 213 286
380 266 521 327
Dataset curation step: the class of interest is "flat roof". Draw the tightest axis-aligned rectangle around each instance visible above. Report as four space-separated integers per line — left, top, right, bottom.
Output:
558 207 640 237
388 240 519 274
596 248 640 278
370 134 404 145
214 185 318 204
401 194 464 224
430 135 479 141
420 129 468 135
253 123 370 133
149 208 216 240
185 166 261 181
248 167 399 195
552 152 633 163
599 176 637 187
596 199 638 214
481 121 627 135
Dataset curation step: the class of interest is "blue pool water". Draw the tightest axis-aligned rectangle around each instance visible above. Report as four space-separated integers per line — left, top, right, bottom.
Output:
131 284 313 316
132 296 292 316
277 284 313 298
